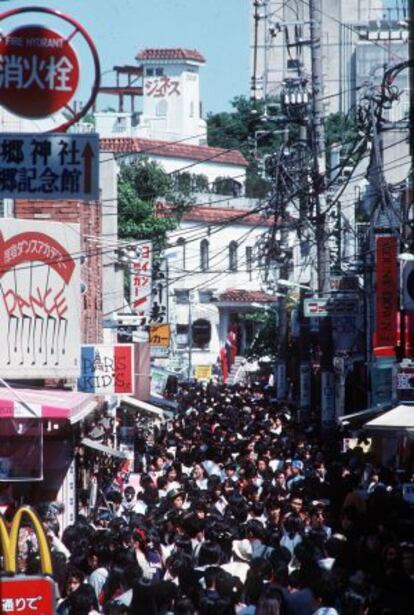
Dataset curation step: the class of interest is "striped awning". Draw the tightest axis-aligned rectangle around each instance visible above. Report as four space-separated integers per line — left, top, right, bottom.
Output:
0 388 97 423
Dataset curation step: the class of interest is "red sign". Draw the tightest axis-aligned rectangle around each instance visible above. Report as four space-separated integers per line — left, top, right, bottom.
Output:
0 577 55 614
375 236 398 349
0 25 80 118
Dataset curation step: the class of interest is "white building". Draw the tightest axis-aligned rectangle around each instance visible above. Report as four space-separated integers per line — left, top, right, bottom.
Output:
95 48 207 146
97 48 287 374
164 203 281 371
250 0 385 113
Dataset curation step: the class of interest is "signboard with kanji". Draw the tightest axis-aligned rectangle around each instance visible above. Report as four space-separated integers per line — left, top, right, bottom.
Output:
304 296 359 318
194 365 212 381
0 24 80 119
149 324 170 347
0 576 55 614
130 241 152 325
0 133 99 200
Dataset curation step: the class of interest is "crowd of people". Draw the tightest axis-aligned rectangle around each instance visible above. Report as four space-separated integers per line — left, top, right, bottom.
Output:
4 381 414 614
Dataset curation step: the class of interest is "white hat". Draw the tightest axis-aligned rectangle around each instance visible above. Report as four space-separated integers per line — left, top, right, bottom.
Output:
232 539 252 562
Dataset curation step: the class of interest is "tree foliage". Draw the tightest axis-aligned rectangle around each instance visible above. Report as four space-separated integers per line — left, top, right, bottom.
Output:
207 96 281 198
243 309 279 361
118 158 192 251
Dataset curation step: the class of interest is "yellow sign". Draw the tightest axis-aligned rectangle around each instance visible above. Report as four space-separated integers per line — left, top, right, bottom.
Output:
194 365 212 381
150 324 170 347
0 506 52 574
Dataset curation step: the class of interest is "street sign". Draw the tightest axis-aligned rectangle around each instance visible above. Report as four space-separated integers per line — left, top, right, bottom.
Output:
0 577 55 614
0 132 99 200
194 365 212 381
0 24 80 119
150 323 170 347
304 296 359 318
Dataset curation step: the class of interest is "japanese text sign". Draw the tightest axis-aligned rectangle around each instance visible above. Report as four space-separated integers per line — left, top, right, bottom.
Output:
78 344 134 394
0 24 79 119
145 76 180 97
0 219 81 378
149 324 170 347
0 577 55 614
194 365 212 381
375 236 398 349
130 241 152 325
0 132 99 201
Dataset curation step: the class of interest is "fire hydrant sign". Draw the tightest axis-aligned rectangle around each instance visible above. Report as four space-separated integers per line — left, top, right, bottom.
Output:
0 133 99 200
0 24 80 118
0 576 56 614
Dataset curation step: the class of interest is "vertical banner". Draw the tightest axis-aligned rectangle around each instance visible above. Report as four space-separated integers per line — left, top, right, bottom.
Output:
321 370 335 424
130 241 152 325
299 361 311 414
276 361 286 400
375 236 398 349
371 366 393 406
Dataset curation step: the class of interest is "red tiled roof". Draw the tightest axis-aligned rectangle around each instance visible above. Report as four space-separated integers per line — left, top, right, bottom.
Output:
136 48 206 63
180 206 272 227
99 137 248 167
218 290 279 303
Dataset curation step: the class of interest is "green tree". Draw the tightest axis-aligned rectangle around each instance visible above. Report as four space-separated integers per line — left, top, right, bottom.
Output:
118 158 192 251
243 309 279 360
207 96 280 198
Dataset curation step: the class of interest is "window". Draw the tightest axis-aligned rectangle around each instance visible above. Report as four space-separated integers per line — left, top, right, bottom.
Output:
155 67 164 76
177 237 186 270
229 241 238 272
175 289 189 304
146 68 154 76
176 324 189 347
200 239 209 272
192 319 211 348
246 246 253 273
156 99 168 117
199 290 213 304
189 101 194 118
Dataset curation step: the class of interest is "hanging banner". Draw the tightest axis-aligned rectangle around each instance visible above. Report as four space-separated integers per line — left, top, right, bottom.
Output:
299 361 311 412
375 236 398 348
0 219 80 378
150 259 168 324
321 370 335 424
78 344 134 394
371 366 393 406
130 241 152 326
276 361 286 400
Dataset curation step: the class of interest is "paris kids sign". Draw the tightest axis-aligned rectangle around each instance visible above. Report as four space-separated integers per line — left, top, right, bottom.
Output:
0 219 81 378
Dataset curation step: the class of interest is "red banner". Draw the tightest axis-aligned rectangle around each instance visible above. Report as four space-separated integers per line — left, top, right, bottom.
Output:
375 236 398 349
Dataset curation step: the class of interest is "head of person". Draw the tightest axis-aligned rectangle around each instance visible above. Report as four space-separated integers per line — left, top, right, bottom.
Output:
67 584 98 615
65 568 85 595
124 486 136 503
289 494 303 515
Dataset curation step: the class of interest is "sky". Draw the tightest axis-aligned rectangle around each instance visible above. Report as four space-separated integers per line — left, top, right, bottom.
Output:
2 0 250 115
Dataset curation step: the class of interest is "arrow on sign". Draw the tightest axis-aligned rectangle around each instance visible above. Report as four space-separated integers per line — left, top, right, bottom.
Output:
82 143 95 195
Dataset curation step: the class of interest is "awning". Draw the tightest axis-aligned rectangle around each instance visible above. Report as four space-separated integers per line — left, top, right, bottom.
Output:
120 395 168 419
338 403 391 425
364 404 414 432
81 438 129 459
175 303 219 325
0 387 97 424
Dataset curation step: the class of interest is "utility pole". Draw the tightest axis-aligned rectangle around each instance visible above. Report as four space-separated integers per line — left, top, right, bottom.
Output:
309 0 334 426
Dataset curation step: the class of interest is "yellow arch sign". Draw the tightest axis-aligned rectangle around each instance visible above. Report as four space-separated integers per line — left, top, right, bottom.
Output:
0 506 52 575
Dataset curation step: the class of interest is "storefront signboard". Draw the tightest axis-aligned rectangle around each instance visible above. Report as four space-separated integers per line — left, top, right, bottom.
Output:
78 344 134 394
